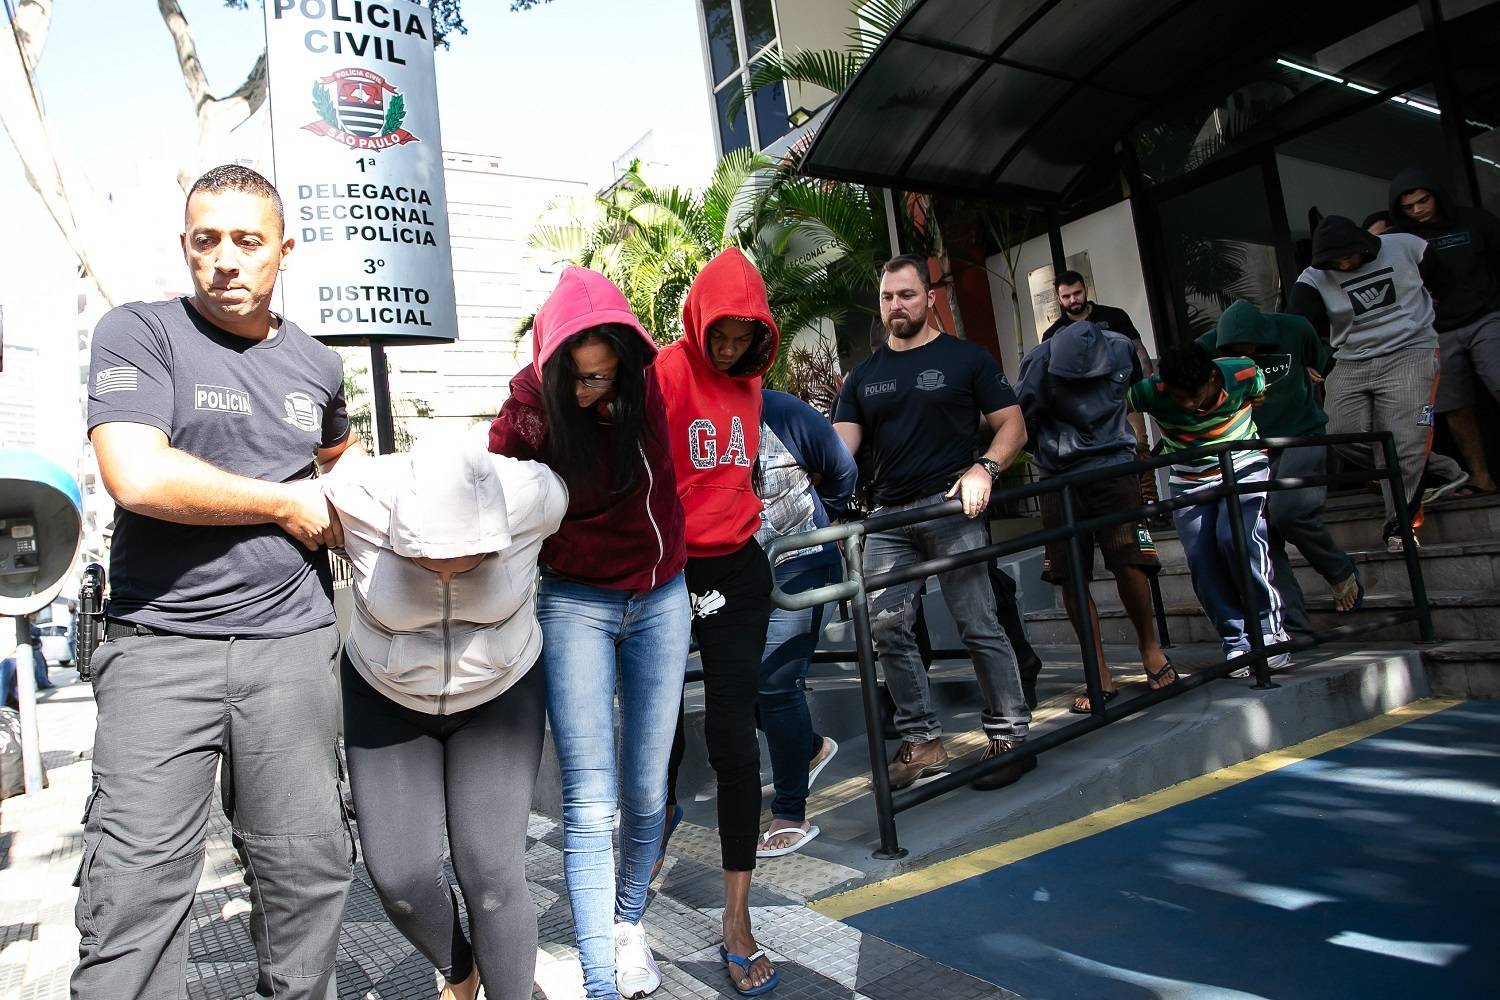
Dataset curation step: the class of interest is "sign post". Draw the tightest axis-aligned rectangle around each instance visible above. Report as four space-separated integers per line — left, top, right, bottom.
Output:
263 1 459 451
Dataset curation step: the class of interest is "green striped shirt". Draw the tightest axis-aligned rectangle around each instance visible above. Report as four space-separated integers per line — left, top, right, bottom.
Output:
1127 358 1266 490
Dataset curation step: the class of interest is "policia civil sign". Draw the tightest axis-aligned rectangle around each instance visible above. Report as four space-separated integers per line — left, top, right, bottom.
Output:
263 1 458 345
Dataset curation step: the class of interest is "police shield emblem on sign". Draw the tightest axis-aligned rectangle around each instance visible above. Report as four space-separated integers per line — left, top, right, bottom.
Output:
303 68 417 151
336 78 385 137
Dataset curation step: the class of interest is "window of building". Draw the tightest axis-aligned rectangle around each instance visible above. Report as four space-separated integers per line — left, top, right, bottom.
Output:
702 0 790 155
715 85 753 154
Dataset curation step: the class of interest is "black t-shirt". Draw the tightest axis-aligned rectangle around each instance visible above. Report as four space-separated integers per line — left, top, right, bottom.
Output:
833 333 1018 506
87 298 349 638
1043 302 1141 342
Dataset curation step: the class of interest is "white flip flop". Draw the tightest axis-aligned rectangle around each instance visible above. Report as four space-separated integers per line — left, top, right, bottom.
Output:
807 737 838 790
756 824 821 858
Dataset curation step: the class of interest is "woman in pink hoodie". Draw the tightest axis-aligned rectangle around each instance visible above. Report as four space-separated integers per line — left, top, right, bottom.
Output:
490 268 688 1000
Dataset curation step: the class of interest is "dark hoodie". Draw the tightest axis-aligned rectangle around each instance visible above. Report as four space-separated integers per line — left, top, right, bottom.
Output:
1308 214 1381 269
1389 167 1500 329
655 247 781 558
1196 300 1328 439
1015 320 1139 475
488 266 687 593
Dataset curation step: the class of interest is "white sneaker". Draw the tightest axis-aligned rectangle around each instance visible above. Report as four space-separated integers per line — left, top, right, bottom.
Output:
1423 470 1470 506
1227 636 1290 677
534 947 585 1000
1265 632 1292 671
614 921 661 998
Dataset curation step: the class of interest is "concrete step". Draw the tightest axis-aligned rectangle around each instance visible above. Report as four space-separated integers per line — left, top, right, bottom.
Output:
792 645 1434 877
1086 540 1500 611
1421 641 1500 699
1024 589 1500 644
1134 492 1500 567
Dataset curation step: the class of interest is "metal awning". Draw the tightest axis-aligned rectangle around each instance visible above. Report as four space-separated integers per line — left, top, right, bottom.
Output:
798 0 1475 207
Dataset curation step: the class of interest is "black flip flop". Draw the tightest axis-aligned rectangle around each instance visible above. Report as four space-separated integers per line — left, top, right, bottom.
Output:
1070 689 1119 714
1144 657 1180 690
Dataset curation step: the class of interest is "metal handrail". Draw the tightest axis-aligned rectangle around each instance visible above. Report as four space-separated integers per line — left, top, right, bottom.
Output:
765 431 1432 859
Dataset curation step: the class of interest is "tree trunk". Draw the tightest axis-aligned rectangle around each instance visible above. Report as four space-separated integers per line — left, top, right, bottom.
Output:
1 0 135 304
158 0 268 192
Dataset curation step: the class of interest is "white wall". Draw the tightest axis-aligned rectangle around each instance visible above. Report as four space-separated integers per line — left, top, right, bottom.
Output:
1276 154 1391 241
987 199 1156 378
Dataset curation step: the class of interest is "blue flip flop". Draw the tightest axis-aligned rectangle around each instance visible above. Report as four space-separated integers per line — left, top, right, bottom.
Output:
719 945 779 996
651 803 684 880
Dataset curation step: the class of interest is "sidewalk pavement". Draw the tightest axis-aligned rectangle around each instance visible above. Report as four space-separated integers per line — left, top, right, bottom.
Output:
0 670 1016 1000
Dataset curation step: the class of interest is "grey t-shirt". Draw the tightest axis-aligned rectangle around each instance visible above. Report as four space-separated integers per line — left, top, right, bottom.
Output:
87 298 349 638
1294 233 1437 360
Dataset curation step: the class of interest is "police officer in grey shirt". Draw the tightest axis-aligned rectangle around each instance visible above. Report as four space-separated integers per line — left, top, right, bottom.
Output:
74 165 361 999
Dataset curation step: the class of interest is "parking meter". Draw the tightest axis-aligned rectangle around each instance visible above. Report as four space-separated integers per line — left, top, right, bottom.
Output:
0 451 84 797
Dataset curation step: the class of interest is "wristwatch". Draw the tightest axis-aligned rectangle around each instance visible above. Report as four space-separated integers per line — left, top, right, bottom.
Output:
975 458 1003 480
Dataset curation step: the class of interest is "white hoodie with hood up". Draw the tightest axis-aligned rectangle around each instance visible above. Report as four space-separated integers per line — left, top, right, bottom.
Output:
325 433 567 715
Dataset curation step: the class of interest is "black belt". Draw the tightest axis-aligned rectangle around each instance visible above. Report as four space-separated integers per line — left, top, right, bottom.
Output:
104 618 172 641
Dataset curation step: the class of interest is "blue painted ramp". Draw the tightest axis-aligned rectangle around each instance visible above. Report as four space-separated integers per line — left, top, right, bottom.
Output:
848 702 1500 999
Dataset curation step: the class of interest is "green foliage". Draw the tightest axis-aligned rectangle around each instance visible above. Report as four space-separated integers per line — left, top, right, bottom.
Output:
382 94 406 135
342 361 417 453
728 0 915 125
312 82 337 127
729 49 864 124
845 0 916 52
525 147 883 394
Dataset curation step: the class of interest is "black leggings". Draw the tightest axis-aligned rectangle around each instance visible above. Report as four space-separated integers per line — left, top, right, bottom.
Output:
341 656 545 1000
673 539 774 872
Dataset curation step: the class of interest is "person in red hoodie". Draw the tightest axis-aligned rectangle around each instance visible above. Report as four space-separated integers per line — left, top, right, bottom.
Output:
655 247 782 996
489 267 688 1000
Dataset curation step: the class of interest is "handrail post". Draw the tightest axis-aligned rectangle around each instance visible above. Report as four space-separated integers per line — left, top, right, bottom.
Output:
1061 485 1109 717
1148 573 1173 648
1380 431 1435 642
1220 452 1277 689
844 533 906 860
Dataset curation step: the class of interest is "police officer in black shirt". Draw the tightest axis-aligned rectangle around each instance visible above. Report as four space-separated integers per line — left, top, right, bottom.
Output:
1043 269 1155 376
76 166 359 999
833 256 1034 793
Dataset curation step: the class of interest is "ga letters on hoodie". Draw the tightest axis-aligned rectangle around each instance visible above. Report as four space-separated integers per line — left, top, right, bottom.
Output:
656 248 781 559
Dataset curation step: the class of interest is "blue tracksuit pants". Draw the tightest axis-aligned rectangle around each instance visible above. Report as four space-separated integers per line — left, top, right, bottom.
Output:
1172 463 1284 655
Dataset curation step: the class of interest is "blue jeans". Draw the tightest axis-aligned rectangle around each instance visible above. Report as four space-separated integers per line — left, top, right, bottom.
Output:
758 558 838 823
538 571 691 1000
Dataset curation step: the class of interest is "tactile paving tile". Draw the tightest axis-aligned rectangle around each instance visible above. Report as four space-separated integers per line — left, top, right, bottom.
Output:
655 856 795 910
44 831 83 868
183 959 259 999
7 758 1022 1000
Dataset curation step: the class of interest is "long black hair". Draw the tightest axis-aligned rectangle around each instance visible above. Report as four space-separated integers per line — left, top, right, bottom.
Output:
540 323 653 494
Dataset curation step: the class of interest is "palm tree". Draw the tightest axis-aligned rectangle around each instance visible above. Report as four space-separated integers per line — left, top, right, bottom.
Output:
526 147 881 391
727 0 915 122
725 0 1049 357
